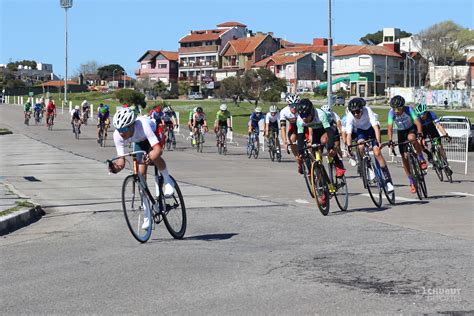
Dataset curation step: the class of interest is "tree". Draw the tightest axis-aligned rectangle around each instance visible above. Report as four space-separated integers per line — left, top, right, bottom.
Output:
6 60 37 71
97 64 125 80
75 60 100 77
215 76 242 104
241 69 286 106
115 89 146 108
360 30 411 45
178 81 190 96
415 21 474 65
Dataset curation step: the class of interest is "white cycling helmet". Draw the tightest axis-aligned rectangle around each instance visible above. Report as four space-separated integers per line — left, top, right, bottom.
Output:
269 105 278 113
220 104 227 111
193 106 198 113
74 105 80 110
255 106 262 113
285 93 300 105
113 108 136 129
321 104 332 112
163 106 171 113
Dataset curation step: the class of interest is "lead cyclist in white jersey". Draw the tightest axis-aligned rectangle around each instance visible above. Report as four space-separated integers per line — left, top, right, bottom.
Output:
108 108 175 197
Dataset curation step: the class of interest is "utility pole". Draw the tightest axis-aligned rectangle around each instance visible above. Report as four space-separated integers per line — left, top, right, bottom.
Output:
385 56 388 103
327 0 333 107
373 57 376 105
60 0 73 107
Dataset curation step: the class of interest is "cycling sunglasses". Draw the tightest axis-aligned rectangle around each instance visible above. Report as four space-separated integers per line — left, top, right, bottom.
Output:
351 109 361 115
117 126 131 133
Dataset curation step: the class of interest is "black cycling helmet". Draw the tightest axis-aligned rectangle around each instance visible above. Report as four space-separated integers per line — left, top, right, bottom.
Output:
297 98 314 117
390 95 405 108
347 98 366 112
196 106 203 113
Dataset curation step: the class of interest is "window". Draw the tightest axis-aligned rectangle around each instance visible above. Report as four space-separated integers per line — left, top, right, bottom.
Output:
359 57 371 66
159 64 167 69
384 36 394 42
399 62 404 70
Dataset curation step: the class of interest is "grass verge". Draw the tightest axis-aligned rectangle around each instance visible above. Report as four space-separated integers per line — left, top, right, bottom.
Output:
0 200 35 217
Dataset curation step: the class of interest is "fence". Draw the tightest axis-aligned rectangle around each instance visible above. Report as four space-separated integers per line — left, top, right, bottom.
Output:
388 123 469 174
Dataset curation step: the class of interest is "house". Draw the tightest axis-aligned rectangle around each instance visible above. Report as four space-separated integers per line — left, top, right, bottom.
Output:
253 52 321 92
216 34 280 81
178 22 248 90
135 50 179 84
332 45 404 97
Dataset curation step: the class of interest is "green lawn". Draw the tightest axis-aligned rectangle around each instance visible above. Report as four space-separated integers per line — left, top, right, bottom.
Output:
22 91 474 136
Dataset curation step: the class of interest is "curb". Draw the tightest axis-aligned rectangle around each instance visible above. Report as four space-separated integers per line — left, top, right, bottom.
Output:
0 205 45 236
0 182 44 236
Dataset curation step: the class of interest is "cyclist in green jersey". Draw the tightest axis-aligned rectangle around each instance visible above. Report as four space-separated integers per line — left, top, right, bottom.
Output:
23 101 32 123
214 104 233 141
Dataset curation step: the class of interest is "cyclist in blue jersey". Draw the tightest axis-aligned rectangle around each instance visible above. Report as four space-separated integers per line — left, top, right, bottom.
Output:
414 103 450 164
248 106 265 135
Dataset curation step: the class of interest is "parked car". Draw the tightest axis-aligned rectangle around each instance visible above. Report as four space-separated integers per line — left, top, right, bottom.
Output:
438 116 474 151
187 92 203 100
329 95 345 106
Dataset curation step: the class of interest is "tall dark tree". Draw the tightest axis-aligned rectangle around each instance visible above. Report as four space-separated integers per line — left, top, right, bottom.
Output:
97 64 125 80
360 30 411 45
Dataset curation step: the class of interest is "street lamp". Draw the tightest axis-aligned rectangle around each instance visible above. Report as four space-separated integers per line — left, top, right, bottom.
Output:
327 0 333 107
112 68 119 89
60 0 73 107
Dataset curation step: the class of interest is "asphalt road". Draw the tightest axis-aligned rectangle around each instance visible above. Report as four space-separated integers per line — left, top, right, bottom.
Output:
0 104 473 314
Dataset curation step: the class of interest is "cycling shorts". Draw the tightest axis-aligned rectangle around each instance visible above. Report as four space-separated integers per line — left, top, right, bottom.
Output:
397 126 417 155
356 127 378 147
422 123 440 140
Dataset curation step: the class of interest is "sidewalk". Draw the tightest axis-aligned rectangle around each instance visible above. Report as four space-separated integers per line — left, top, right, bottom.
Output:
0 179 43 235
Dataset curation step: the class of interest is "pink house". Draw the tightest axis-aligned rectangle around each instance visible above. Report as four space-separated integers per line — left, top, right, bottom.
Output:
135 50 179 84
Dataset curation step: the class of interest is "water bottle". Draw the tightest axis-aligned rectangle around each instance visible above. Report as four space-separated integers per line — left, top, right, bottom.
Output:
349 157 357 167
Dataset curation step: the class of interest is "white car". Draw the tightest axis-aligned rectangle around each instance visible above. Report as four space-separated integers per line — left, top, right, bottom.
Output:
438 116 474 150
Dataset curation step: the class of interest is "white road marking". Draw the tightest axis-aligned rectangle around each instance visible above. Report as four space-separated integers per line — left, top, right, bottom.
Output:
450 192 474 197
295 199 310 204
359 193 419 202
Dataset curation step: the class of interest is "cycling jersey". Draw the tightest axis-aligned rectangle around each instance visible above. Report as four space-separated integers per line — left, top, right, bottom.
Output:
113 116 159 156
24 103 32 112
193 112 206 124
98 111 110 121
216 110 231 123
248 112 265 127
325 111 341 126
296 108 331 133
71 109 81 120
279 106 297 124
345 106 378 132
46 102 56 114
265 112 280 124
34 103 43 112
387 107 418 131
417 111 439 126
163 112 175 124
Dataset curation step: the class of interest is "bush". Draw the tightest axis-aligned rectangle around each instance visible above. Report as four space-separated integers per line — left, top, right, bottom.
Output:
115 89 146 108
313 87 327 97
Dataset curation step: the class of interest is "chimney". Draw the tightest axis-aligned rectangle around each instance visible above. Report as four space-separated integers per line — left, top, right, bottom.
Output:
313 38 328 46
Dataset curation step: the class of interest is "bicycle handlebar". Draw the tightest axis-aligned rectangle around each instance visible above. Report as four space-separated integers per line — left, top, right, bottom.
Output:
106 150 147 163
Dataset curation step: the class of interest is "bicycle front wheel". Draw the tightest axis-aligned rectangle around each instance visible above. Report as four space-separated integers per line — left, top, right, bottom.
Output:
302 157 315 198
162 176 187 239
364 159 382 208
311 162 330 215
329 163 348 211
268 137 275 161
122 175 153 243
408 154 423 200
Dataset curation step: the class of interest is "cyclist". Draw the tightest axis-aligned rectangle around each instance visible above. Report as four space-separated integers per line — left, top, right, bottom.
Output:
214 104 232 145
33 102 43 123
264 105 280 139
280 94 300 170
187 106 197 136
321 103 345 164
45 99 56 127
414 103 451 166
345 97 393 192
297 98 345 179
70 105 82 134
109 108 175 229
248 105 265 135
23 101 32 124
81 100 90 121
387 95 425 193
162 106 179 146
192 106 208 144
97 104 110 143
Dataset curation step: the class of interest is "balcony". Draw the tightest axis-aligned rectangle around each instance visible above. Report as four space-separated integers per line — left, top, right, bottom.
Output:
179 61 219 69
179 45 219 54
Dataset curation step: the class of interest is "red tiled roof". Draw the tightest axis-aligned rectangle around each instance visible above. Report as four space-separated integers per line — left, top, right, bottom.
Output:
42 80 79 87
160 51 179 61
138 50 178 62
179 29 227 43
334 45 402 57
223 35 268 56
278 44 348 55
254 53 308 67
467 56 474 63
217 21 247 28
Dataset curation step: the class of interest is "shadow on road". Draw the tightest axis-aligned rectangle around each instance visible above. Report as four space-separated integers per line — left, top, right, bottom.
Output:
184 233 238 241
428 194 466 200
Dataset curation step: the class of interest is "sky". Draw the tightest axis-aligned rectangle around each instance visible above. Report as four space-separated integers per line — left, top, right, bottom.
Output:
1 0 472 79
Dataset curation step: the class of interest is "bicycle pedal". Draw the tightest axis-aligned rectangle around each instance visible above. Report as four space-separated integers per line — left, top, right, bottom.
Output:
328 184 336 193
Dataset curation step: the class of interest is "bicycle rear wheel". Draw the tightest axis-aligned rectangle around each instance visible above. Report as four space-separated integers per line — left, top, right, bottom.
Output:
275 137 282 162
432 149 444 182
329 163 348 211
122 175 153 243
363 158 382 208
246 136 253 158
268 137 275 161
409 154 423 200
166 131 172 151
312 162 330 215
162 176 187 239
302 156 315 198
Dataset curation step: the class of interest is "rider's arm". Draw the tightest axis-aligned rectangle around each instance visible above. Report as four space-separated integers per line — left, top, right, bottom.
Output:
345 113 354 146
387 109 395 142
296 119 306 155
373 124 382 145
